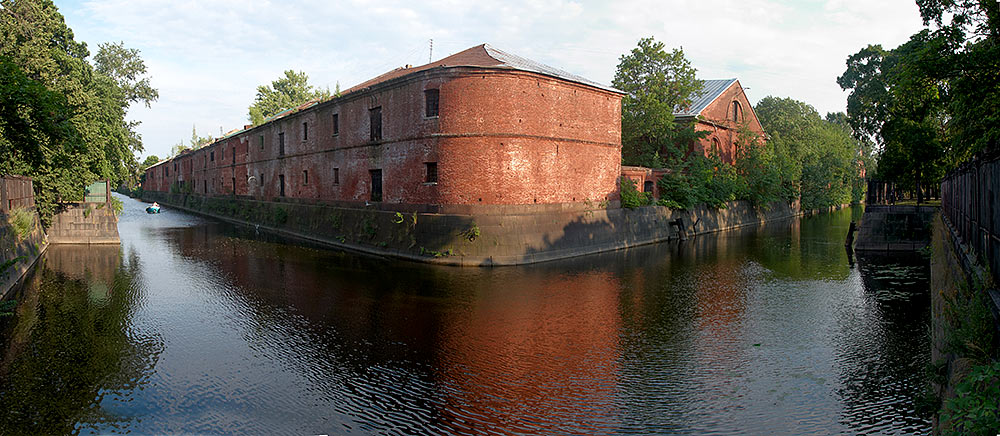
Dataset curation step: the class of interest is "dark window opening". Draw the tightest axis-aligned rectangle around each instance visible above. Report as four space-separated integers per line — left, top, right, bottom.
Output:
233 147 236 163
278 132 285 156
732 101 741 123
425 162 438 183
332 113 339 135
279 174 285 197
425 89 439 117
210 151 215 162
165 167 169 177
232 177 236 196
333 168 340 185
302 122 308 140
203 180 207 194
259 135 264 150
260 173 264 186
303 170 308 185
221 147 224 160
643 181 654 193
369 107 382 142
370 169 382 202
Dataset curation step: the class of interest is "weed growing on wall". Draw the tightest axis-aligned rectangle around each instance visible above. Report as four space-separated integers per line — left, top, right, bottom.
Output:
7 208 34 240
461 223 480 241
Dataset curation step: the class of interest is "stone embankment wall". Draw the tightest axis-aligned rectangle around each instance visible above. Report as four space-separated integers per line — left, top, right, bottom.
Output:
0 210 46 299
930 213 1000 432
854 205 937 251
143 191 800 266
47 203 120 244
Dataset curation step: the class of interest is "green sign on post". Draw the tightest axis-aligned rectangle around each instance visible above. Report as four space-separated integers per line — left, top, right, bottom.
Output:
84 180 109 203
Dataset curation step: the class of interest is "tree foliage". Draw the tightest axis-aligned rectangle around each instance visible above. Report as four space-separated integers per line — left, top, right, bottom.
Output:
0 0 157 224
248 70 331 126
840 0 1000 194
613 37 705 168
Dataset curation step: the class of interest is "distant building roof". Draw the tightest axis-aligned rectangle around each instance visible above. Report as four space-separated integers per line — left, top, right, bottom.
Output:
674 78 738 117
343 43 621 94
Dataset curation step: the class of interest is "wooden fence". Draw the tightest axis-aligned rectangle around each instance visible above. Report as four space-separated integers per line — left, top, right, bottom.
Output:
941 153 1000 282
0 175 35 213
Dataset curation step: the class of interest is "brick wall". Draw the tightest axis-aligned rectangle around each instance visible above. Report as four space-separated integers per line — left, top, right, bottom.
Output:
144 67 622 209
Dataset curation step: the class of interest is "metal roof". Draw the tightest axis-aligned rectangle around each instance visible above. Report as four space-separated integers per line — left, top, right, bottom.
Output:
674 78 738 117
344 44 621 95
482 45 621 93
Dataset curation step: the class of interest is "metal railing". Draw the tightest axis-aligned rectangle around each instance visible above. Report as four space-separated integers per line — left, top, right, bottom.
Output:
941 152 1000 282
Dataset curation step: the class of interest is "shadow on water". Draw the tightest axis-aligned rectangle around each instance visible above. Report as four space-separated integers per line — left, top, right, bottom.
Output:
0 200 930 434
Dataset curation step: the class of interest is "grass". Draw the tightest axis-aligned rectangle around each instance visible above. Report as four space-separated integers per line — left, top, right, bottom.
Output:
7 207 35 240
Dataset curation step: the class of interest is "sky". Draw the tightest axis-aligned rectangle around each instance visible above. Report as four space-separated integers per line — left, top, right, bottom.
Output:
55 0 928 161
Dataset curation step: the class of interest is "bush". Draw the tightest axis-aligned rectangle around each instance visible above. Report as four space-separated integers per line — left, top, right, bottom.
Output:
941 361 1000 435
7 207 35 240
620 177 650 209
656 155 743 210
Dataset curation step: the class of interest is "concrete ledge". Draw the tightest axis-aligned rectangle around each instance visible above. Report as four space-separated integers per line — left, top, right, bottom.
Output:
48 202 120 245
144 192 802 266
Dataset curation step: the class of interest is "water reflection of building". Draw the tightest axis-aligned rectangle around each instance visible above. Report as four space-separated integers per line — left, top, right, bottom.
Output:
44 244 121 302
433 271 623 434
163 224 626 432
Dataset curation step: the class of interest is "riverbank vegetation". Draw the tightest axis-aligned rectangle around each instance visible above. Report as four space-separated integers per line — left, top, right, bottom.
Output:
615 37 869 211
0 0 156 225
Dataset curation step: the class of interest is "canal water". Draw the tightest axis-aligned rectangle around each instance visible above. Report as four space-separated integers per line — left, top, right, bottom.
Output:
0 195 931 434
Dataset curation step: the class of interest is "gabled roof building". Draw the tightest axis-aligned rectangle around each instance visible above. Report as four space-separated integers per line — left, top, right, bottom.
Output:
674 78 764 163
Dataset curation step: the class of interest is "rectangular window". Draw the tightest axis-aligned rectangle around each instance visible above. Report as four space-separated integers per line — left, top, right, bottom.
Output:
259 135 264 150
210 151 215 162
204 180 207 194
333 168 340 185
332 113 339 135
425 89 439 117
221 147 224 161
302 122 308 140
303 170 308 185
279 174 285 197
370 169 382 202
369 107 382 142
425 162 438 183
165 167 169 177
233 147 236 163
278 132 285 156
259 173 264 186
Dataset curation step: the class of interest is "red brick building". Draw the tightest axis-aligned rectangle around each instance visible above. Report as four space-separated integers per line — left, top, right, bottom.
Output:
144 44 623 211
675 78 764 164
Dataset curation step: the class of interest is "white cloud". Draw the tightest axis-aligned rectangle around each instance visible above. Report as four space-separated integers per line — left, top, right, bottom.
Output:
58 0 925 159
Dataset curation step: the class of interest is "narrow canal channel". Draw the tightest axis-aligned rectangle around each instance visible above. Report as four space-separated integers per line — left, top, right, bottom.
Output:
0 194 931 434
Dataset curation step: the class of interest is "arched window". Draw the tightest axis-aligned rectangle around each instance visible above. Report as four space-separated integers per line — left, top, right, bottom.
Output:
732 101 741 123
711 138 721 154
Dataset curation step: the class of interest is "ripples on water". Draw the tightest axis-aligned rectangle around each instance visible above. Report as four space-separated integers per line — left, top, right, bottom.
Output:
0 197 931 434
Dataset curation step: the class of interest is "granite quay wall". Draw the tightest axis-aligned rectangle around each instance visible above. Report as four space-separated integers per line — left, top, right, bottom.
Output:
854 205 937 251
47 203 120 244
930 212 1000 432
142 191 800 266
0 209 46 300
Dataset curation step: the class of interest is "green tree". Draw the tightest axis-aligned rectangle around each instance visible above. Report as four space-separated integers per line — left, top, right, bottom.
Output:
248 70 331 125
613 37 705 168
188 125 213 149
0 0 156 224
140 155 159 169
754 97 862 210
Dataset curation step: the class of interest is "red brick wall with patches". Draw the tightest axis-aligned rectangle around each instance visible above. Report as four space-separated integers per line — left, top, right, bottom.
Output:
685 80 765 164
144 68 623 208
